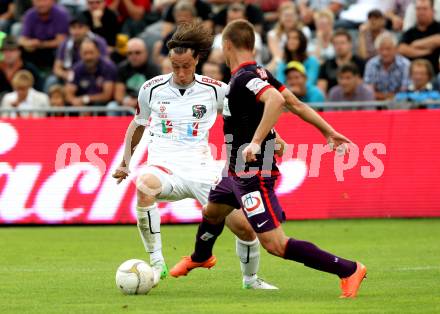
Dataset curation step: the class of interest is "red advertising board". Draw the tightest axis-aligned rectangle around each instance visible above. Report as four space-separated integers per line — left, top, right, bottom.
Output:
0 110 439 224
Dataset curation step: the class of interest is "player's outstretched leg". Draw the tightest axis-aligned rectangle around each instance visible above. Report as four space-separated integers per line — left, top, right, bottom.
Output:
136 173 169 285
170 216 223 277
258 227 367 298
170 203 278 289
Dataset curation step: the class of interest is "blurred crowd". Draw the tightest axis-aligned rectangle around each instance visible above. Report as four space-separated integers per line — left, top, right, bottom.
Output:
1 0 440 117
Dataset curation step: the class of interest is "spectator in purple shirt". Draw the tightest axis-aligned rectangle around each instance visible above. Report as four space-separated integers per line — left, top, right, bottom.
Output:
328 63 375 102
18 0 70 71
65 38 116 109
47 14 107 90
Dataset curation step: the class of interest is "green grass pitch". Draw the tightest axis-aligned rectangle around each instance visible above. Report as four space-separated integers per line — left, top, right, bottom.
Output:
1 219 440 314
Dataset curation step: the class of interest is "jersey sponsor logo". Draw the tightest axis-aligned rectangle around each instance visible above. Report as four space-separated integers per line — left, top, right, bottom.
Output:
201 77 222 87
241 191 265 217
160 105 166 112
161 120 173 133
256 67 268 80
192 104 207 119
143 77 164 89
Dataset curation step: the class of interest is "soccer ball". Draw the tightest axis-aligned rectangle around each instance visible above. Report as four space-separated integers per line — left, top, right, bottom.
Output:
115 259 155 295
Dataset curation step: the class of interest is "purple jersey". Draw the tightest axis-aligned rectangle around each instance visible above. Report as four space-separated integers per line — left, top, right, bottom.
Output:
223 61 286 176
71 57 117 96
21 4 69 41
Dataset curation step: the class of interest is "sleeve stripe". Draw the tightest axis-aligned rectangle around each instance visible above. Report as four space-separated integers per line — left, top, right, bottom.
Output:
256 85 274 102
278 85 286 92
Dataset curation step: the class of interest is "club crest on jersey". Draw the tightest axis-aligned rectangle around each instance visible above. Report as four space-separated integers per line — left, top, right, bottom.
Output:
256 68 268 80
241 191 265 217
192 105 207 119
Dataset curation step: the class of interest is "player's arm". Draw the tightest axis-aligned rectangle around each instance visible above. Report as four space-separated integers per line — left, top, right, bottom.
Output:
243 87 285 162
112 84 151 184
281 88 352 152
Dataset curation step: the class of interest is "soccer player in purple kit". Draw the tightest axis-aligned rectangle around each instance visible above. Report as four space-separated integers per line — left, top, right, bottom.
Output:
171 19 367 298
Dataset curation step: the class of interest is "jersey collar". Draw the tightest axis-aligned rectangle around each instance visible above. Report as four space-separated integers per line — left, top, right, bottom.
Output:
231 61 257 75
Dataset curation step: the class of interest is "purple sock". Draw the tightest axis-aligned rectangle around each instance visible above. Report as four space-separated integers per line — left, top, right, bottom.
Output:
284 238 357 278
191 218 225 262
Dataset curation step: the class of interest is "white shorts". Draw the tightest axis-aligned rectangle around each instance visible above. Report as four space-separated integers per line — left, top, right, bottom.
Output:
138 164 215 206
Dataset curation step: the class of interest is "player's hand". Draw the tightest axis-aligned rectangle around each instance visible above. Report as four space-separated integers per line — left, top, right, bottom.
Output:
242 142 260 163
112 162 129 184
326 131 352 155
274 136 286 157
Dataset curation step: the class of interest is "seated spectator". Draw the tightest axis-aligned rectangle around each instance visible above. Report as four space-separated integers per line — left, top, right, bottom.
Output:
399 0 440 74
201 61 223 81
267 2 312 71
82 0 119 49
114 38 160 109
318 29 365 94
106 0 155 37
157 1 197 64
18 0 70 71
358 9 386 60
0 36 43 94
364 32 410 100
212 0 264 35
212 3 263 64
162 0 212 37
298 0 346 28
48 84 67 116
307 9 335 64
65 38 117 109
395 58 440 107
1 70 49 118
402 0 440 31
285 61 325 103
328 63 375 102
276 29 320 86
0 0 14 32
48 14 108 90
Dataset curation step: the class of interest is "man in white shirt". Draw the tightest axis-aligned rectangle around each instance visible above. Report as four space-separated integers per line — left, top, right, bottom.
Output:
112 21 278 290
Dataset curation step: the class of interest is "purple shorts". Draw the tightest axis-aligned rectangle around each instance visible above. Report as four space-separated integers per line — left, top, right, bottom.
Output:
208 174 286 233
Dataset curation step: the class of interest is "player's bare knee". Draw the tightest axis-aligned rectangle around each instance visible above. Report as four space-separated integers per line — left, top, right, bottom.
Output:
202 207 224 224
136 174 161 206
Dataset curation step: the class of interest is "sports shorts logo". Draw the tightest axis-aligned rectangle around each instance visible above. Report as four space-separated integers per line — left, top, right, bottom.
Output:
241 191 265 217
192 105 207 119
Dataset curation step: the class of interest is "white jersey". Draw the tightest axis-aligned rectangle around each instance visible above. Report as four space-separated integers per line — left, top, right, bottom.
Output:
135 73 227 183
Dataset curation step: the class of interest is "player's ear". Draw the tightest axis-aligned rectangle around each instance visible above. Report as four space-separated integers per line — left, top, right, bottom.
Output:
194 56 199 66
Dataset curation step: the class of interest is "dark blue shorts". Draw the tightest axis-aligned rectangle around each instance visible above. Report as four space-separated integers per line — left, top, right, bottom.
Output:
208 174 286 233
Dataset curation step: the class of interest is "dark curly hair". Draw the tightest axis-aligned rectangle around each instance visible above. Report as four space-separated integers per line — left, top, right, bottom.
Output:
167 21 213 59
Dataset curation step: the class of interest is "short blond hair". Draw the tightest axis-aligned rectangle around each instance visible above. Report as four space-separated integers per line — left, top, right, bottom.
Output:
11 70 34 89
314 9 334 25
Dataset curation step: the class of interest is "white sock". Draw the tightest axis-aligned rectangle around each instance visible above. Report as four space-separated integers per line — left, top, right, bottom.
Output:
236 237 260 284
136 204 164 266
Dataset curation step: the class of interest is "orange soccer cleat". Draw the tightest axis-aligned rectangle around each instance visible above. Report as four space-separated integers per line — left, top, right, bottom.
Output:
170 255 217 277
339 262 367 298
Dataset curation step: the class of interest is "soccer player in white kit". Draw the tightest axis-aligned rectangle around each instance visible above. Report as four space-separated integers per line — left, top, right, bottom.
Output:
112 22 277 289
